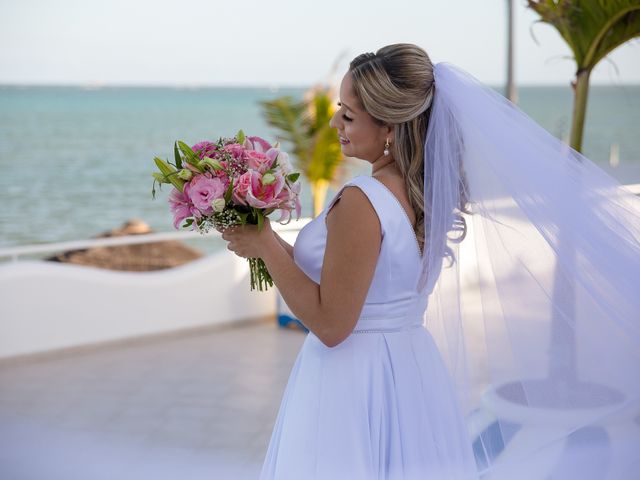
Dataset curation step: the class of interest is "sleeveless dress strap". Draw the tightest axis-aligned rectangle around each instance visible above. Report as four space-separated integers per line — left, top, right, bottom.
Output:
324 176 390 238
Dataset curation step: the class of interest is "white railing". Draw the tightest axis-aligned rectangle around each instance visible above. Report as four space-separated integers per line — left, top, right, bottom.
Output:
0 218 312 261
0 221 307 360
2 182 638 261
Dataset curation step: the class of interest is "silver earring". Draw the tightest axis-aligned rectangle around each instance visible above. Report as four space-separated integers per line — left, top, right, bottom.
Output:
383 139 390 156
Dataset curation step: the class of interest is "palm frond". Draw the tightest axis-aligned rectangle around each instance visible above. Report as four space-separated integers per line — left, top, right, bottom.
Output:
308 124 342 180
259 97 311 164
528 0 640 69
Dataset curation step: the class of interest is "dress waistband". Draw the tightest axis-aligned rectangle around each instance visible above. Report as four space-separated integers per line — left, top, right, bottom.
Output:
351 313 425 334
352 323 424 334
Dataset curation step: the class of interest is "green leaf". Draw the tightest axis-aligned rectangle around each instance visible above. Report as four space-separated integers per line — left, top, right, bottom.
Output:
237 129 246 144
259 96 311 164
182 218 194 228
154 156 175 174
177 140 196 157
287 172 300 183
527 0 640 69
154 157 186 192
174 141 182 169
152 172 169 183
202 157 222 170
527 0 640 151
223 180 234 203
177 141 200 166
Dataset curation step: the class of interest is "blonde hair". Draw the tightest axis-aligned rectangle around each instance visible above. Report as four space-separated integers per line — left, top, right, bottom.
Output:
349 43 470 258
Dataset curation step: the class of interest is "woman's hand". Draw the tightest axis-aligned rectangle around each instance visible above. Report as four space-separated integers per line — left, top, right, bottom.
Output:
220 217 276 259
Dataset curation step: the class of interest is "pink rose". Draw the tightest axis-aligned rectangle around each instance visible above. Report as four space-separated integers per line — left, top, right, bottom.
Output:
186 174 226 214
232 171 253 206
223 143 245 159
244 150 274 174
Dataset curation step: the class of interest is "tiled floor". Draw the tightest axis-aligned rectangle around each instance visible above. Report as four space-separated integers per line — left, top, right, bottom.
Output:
0 318 306 479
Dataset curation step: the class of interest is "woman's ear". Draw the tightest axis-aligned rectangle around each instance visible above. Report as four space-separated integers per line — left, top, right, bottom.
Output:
385 125 395 144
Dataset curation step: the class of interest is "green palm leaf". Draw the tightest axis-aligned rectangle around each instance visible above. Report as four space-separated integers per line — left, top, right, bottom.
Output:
260 85 344 216
528 0 640 151
259 97 311 164
528 0 640 69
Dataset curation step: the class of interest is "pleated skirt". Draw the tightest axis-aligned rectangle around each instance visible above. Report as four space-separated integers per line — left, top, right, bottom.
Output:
258 326 480 480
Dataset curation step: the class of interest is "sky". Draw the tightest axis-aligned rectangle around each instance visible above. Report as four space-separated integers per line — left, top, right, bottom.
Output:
0 0 638 87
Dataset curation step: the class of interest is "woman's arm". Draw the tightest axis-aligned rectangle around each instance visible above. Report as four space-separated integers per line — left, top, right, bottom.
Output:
273 231 294 259
260 186 380 348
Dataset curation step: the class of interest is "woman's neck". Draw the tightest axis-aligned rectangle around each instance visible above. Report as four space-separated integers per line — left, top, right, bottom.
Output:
372 157 396 175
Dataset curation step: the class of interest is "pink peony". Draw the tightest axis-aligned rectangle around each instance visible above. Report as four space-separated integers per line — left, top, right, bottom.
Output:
186 174 227 214
168 188 201 229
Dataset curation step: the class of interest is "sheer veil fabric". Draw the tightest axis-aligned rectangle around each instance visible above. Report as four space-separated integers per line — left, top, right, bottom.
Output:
420 63 640 479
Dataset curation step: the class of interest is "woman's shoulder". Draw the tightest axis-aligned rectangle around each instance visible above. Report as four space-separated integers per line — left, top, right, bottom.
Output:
369 173 417 227
326 180 381 231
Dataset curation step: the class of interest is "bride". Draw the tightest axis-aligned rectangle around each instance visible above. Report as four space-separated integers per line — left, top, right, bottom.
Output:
222 43 640 479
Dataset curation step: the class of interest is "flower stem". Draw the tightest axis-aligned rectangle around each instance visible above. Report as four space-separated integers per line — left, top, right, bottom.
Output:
248 258 274 292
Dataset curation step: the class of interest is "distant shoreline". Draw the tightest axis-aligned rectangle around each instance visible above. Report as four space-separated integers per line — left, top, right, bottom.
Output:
1 85 637 251
2 83 640 90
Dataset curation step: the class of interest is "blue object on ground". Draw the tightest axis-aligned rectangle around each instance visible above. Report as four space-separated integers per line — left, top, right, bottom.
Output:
277 314 309 332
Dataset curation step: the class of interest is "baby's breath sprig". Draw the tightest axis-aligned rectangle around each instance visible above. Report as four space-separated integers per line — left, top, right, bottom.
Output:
215 136 228 149
193 217 217 235
225 157 247 177
212 208 242 232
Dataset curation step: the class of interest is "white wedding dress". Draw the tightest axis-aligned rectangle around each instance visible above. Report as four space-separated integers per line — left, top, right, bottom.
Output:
259 174 480 480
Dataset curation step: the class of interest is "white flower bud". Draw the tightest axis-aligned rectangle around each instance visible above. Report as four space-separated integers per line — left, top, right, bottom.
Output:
202 157 222 170
262 172 276 185
211 198 226 213
178 169 193 180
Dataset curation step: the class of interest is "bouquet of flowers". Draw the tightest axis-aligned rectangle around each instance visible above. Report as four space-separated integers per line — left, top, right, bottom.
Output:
151 130 302 291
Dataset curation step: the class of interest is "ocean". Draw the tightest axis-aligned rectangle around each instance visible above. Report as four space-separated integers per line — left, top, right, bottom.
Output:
1 84 639 257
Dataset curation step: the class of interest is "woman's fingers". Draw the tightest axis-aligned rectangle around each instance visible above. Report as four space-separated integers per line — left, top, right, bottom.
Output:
221 227 234 240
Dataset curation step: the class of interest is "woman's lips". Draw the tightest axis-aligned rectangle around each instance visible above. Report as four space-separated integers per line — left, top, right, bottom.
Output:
339 135 350 145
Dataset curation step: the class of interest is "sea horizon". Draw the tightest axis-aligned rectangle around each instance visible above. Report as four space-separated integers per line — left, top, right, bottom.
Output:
2 82 640 89
1 84 639 255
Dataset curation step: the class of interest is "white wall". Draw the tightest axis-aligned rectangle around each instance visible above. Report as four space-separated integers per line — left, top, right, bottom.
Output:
0 251 278 360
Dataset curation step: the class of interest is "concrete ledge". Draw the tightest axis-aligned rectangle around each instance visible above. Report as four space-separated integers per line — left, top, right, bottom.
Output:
0 251 277 360
0 314 274 367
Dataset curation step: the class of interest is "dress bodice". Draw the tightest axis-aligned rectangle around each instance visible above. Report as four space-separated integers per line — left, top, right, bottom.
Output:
293 175 428 332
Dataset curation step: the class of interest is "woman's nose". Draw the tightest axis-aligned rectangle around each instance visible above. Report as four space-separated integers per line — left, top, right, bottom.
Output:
329 111 340 129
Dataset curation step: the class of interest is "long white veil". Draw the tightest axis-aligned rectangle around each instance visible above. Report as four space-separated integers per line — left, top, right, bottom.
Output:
420 62 640 479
